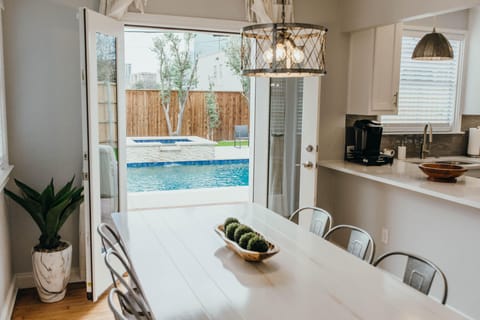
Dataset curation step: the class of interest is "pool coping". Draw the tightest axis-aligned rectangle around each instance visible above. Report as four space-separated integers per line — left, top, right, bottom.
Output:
127 158 249 168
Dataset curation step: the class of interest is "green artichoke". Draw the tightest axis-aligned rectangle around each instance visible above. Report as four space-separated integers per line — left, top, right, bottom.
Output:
247 235 269 252
225 222 240 240
238 232 256 249
234 225 253 243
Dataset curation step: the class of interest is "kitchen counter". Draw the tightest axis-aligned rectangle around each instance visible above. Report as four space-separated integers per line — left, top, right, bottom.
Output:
318 159 480 209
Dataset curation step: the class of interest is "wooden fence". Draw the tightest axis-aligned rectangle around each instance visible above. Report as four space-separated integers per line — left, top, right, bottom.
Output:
126 90 249 141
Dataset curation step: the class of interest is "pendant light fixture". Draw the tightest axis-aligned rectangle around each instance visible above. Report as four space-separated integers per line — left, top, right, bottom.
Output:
412 18 453 61
240 0 327 77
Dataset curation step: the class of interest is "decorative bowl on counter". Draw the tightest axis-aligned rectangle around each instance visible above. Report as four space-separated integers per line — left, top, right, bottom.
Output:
419 163 468 183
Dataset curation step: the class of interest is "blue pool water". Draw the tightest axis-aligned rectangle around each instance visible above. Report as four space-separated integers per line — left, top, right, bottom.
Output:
133 138 192 144
127 159 249 192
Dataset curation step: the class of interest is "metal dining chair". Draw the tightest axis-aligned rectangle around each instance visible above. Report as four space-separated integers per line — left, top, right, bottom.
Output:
288 206 333 238
373 251 448 304
108 287 150 320
97 223 130 261
105 250 153 319
324 224 375 263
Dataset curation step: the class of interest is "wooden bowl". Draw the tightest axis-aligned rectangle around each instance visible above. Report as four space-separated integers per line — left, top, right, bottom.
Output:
419 163 468 182
215 225 279 262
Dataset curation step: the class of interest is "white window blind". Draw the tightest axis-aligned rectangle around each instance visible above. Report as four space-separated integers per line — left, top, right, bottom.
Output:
382 30 464 132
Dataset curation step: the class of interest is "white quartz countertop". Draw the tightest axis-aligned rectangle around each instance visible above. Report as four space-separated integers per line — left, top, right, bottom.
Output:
318 159 480 209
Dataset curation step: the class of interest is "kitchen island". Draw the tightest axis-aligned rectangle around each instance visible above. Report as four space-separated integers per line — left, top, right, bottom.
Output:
317 159 480 319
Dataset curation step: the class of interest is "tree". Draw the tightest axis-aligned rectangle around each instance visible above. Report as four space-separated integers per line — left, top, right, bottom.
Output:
152 33 198 136
223 37 250 103
205 80 220 140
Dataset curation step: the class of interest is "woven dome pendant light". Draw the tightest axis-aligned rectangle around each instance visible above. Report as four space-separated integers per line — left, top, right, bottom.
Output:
412 17 453 61
240 0 327 77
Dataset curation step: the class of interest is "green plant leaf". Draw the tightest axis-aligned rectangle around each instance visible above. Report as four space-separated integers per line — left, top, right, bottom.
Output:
52 177 75 206
44 199 71 240
4 188 45 232
58 192 84 229
13 179 40 201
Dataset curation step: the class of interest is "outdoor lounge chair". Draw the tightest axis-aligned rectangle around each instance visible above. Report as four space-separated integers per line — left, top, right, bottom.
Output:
234 125 249 148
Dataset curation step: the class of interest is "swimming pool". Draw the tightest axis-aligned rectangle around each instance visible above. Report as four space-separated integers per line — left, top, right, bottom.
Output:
127 159 249 192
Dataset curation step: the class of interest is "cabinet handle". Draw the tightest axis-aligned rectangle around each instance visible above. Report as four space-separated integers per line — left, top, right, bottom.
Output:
393 92 399 107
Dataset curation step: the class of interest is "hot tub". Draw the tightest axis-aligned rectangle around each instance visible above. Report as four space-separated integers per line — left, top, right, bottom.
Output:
126 136 216 163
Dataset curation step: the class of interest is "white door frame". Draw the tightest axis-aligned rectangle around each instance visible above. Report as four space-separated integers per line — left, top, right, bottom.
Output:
80 7 126 301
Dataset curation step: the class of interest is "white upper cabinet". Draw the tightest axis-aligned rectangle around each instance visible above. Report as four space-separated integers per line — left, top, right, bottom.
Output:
347 23 402 115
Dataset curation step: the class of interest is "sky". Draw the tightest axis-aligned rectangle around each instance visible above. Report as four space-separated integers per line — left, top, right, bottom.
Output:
124 27 237 75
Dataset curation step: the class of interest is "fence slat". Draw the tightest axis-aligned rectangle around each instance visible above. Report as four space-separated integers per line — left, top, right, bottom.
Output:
126 90 249 141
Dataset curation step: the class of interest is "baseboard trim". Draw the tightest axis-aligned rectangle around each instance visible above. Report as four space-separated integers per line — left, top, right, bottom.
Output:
15 267 82 289
0 276 17 320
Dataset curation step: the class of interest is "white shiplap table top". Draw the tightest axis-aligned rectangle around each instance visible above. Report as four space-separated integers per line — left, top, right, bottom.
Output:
112 202 465 320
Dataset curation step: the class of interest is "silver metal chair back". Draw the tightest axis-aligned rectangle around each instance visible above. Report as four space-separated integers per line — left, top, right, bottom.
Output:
324 224 375 263
108 287 149 320
105 250 152 319
289 206 333 238
98 222 130 260
373 251 448 304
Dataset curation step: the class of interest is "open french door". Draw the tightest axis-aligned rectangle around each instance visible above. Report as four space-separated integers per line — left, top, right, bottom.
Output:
252 77 321 225
79 8 126 301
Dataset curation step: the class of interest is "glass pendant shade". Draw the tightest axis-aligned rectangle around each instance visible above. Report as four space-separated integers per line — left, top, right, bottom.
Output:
241 23 327 77
412 28 453 60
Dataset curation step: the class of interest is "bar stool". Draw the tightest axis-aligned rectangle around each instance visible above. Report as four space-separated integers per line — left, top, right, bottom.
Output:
324 224 375 263
288 206 333 238
373 251 448 304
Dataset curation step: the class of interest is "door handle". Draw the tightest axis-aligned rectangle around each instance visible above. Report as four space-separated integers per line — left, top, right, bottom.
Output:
295 161 315 168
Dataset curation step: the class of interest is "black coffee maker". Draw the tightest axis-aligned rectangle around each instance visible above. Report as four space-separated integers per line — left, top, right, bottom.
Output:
347 119 394 166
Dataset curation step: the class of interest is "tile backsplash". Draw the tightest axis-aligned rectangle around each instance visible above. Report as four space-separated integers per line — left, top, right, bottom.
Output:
345 115 480 158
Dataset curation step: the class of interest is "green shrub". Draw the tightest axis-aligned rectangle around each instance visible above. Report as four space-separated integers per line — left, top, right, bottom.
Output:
238 232 256 249
234 225 253 243
247 235 269 252
225 222 240 240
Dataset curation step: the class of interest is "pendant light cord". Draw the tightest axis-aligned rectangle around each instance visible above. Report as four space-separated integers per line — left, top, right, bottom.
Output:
281 0 285 24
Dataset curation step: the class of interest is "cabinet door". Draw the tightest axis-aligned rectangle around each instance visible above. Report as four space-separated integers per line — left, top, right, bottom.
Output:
347 28 375 115
371 24 402 114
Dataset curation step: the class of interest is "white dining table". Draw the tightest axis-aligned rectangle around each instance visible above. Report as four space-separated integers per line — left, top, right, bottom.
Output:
112 202 466 320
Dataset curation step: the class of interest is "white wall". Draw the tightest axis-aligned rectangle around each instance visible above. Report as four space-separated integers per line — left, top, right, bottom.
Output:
404 9 469 30
340 0 480 31
4 0 98 276
463 6 480 114
317 167 480 319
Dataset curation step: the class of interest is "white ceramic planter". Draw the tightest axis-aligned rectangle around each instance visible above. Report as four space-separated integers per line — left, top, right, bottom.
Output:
31 241 72 303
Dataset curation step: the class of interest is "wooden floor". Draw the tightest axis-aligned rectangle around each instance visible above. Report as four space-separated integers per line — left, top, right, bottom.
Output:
12 282 114 320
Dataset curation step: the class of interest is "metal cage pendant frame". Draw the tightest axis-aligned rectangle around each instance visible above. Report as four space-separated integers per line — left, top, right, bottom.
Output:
241 22 327 77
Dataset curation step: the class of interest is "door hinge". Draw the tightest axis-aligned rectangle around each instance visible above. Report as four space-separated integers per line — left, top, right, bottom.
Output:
83 152 88 160
83 172 89 181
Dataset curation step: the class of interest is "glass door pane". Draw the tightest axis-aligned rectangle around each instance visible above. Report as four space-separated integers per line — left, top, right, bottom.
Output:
267 78 303 217
96 32 119 226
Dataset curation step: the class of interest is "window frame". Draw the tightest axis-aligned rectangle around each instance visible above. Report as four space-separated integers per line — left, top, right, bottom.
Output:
381 25 466 134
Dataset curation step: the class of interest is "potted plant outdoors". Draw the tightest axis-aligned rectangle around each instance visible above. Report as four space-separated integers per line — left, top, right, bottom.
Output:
5 177 84 303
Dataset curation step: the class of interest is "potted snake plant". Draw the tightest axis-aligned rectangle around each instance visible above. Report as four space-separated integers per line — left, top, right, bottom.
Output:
5 177 84 303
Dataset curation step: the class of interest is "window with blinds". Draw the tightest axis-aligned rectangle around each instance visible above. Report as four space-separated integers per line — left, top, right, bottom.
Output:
381 29 464 132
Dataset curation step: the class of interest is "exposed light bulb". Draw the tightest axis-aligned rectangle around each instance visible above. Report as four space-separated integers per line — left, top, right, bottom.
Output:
263 49 274 64
292 47 305 63
275 43 286 61
263 44 287 64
